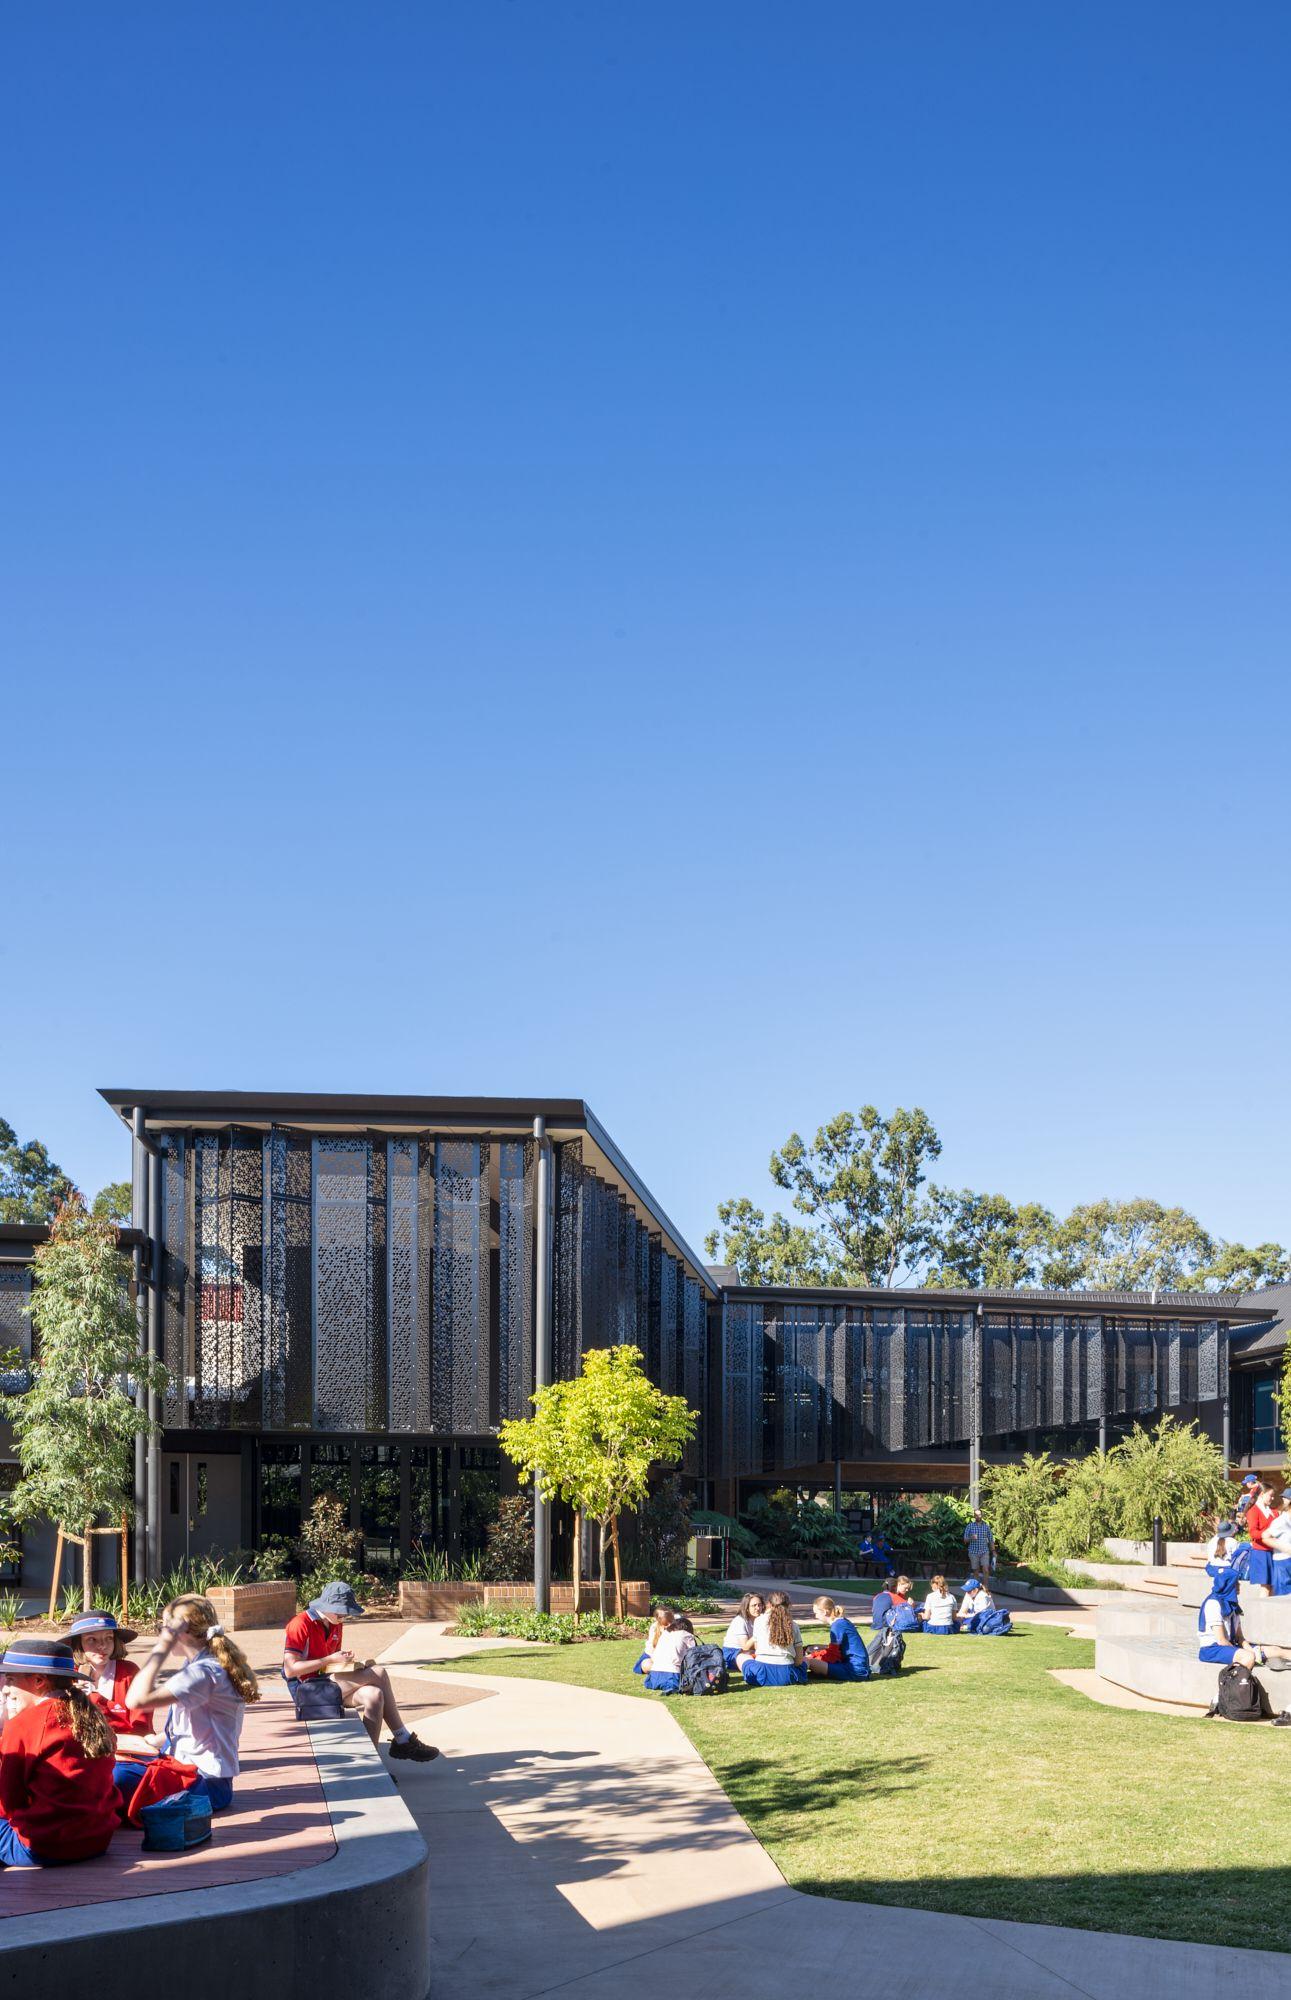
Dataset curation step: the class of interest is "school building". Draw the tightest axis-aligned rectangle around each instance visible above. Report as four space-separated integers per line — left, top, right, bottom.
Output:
0 1087 1285 1599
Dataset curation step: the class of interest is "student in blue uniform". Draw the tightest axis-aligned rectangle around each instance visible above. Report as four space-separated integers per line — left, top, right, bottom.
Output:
720 1593 765 1669
739 1593 807 1687
1197 1567 1264 1668
870 1575 913 1629
643 1610 696 1694
807 1596 872 1681
919 1576 958 1634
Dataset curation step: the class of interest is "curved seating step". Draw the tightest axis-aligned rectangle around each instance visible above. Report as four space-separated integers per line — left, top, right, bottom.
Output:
1094 1632 1291 1711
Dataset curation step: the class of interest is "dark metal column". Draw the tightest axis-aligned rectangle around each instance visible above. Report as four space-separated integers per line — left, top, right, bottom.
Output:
145 1140 163 1581
131 1108 148 1584
969 1305 983 1509
532 1116 554 1612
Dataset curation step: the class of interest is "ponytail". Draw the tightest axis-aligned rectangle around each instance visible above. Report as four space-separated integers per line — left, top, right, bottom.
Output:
766 1592 796 1650
57 1684 115 1759
165 1595 261 1705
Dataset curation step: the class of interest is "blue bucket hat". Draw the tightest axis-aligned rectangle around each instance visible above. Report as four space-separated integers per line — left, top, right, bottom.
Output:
0 1639 87 1680
308 1580 365 1621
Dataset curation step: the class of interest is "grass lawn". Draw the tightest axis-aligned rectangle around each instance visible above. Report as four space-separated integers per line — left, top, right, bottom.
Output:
439 1622 1291 1953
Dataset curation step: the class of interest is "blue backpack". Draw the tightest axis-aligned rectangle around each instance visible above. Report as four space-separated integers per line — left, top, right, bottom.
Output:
974 1607 1012 1636
888 1603 921 1634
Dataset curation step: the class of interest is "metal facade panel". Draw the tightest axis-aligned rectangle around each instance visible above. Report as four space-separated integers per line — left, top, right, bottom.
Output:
313 1138 377 1433
0 1267 30 1362
159 1132 190 1427
497 1139 533 1423
431 1139 490 1433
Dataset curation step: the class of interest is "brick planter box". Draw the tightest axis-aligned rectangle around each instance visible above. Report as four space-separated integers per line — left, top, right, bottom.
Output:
399 1578 650 1621
206 1580 298 1633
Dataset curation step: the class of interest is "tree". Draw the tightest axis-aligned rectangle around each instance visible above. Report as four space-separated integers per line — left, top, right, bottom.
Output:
1038 1200 1215 1292
10 1196 166 1609
980 1452 1064 1560
0 1117 76 1224
925 1190 1055 1290
501 1346 696 1619
707 1106 943 1287
1180 1241 1291 1294
92 1182 133 1224
1107 1416 1229 1539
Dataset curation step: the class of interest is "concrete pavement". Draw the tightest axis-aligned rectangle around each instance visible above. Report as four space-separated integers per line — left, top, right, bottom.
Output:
391 1658 1291 2000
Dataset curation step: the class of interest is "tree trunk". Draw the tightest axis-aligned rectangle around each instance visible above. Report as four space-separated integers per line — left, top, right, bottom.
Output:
610 1514 624 1623
597 1519 608 1618
572 1509 582 1623
82 1520 94 1613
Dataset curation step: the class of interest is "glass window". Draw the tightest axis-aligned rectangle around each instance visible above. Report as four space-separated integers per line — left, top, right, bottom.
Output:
310 1442 354 1520
1253 1378 1282 1456
459 1446 501 1556
410 1444 447 1555
260 1440 302 1541
360 1444 401 1574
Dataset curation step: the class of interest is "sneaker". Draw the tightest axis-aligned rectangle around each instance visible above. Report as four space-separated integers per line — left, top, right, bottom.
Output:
1274 1712 1291 1727
389 1733 439 1762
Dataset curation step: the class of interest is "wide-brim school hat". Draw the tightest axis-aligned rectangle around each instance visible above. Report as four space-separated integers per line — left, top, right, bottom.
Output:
67 1612 138 1644
0 1640 87 1679
308 1580 365 1620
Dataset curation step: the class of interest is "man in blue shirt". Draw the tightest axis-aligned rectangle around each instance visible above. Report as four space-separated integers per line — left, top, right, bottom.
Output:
964 1509 996 1578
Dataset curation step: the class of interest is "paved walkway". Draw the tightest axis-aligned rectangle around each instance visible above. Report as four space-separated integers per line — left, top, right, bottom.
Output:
387 1657 1291 2000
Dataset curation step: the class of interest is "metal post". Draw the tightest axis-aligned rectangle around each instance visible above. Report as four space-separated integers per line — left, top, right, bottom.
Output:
532 1116 553 1613
969 1305 983 1510
145 1142 162 1582
833 1457 842 1513
1098 1414 1107 1454
131 1109 148 1585
1222 1392 1231 1471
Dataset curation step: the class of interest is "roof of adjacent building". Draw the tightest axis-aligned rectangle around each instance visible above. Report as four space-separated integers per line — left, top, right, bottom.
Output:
721 1280 1267 1321
1230 1283 1291 1362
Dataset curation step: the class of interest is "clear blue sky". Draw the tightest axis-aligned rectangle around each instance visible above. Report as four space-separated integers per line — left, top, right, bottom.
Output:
4 4 1288 1258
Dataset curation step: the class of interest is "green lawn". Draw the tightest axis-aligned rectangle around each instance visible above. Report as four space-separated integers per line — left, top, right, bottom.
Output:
438 1623 1291 1952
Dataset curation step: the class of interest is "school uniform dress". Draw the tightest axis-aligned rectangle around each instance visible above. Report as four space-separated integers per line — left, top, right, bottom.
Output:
1243 1505 1275 1591
1264 1514 1291 1597
721 1616 753 1668
741 1612 807 1687
114 1650 246 1814
822 1615 871 1681
0 1700 119 1867
1198 1592 1240 1666
87 1658 147 1736
644 1628 694 1694
921 1590 957 1635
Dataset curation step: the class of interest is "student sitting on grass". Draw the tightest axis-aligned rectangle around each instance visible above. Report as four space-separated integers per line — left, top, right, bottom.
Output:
67 1613 149 1738
870 1575 913 1629
0 1640 120 1868
806 1596 871 1681
114 1593 261 1815
643 1609 696 1693
283 1580 438 1760
739 1591 807 1686
1197 1566 1291 1671
919 1576 957 1634
720 1593 765 1668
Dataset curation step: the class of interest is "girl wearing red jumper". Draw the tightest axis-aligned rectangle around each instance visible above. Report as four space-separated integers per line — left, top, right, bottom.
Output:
1245 1483 1277 1596
0 1639 119 1867
67 1613 150 1739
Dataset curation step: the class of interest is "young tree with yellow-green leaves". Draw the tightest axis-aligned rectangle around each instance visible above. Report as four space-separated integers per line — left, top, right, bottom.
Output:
501 1344 697 1620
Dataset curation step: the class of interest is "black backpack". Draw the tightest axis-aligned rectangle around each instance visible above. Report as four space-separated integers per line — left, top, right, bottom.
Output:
679 1642 729 1695
1210 1664 1269 1723
867 1624 905 1676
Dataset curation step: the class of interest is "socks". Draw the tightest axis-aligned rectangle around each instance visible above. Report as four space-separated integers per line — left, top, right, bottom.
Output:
392 1727 411 1744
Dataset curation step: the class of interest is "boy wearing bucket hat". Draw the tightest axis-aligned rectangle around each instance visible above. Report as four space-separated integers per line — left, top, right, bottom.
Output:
283 1579 438 1762
0 1639 119 1865
67 1613 149 1739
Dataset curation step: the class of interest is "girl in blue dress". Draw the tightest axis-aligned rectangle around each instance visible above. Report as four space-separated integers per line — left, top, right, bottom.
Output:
739 1593 807 1687
806 1596 872 1681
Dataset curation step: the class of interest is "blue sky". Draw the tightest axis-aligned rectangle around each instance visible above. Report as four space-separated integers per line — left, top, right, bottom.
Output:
3 4 1288 1257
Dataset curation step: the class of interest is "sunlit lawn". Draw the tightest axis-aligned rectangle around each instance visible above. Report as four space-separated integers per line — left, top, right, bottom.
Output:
440 1621 1291 1952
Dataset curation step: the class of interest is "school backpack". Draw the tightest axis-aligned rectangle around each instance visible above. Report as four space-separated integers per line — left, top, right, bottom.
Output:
867 1624 905 1676
888 1604 921 1634
974 1608 1013 1637
1209 1664 1269 1723
679 1642 728 1696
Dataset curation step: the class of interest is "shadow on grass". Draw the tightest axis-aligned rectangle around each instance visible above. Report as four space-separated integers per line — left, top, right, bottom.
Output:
790 1865 1291 1956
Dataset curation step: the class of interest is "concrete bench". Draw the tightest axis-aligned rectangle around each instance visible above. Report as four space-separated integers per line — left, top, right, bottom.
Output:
1094 1631 1291 1710
0 1692 428 1999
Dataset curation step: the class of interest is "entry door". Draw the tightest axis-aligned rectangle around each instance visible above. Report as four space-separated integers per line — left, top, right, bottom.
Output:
163 1454 243 1567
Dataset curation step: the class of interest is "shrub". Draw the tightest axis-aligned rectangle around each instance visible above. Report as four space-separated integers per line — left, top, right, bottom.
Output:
1107 1416 1229 1539
981 1454 1064 1561
297 1495 361 1580
480 1493 534 1581
1044 1454 1120 1559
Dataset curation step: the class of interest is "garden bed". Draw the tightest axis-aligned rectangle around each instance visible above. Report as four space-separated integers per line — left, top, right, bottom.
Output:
400 1577 651 1620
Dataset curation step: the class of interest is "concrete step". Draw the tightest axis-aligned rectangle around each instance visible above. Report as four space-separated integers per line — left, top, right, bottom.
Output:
1094 1631 1291 1710
1096 1590 1291 1649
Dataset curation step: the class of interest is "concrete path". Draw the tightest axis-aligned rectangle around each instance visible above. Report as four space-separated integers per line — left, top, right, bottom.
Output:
395 1663 1291 2000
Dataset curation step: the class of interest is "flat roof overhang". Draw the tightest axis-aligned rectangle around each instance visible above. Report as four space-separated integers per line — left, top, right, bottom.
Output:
721 1282 1268 1325
99 1089 716 1297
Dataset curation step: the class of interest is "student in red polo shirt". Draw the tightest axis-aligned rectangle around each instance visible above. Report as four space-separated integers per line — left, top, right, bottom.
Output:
66 1613 150 1739
0 1639 120 1866
283 1580 438 1762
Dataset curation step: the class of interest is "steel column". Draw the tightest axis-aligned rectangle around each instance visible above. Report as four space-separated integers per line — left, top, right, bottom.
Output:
532 1116 554 1613
969 1305 983 1509
145 1142 162 1581
131 1108 148 1584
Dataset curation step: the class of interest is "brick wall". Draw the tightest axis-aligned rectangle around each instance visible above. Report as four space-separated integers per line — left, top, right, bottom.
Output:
207 1580 298 1632
399 1579 650 1620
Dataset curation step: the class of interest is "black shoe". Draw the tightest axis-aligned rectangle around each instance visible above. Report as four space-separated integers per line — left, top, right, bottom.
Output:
389 1733 439 1762
1273 1711 1291 1727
